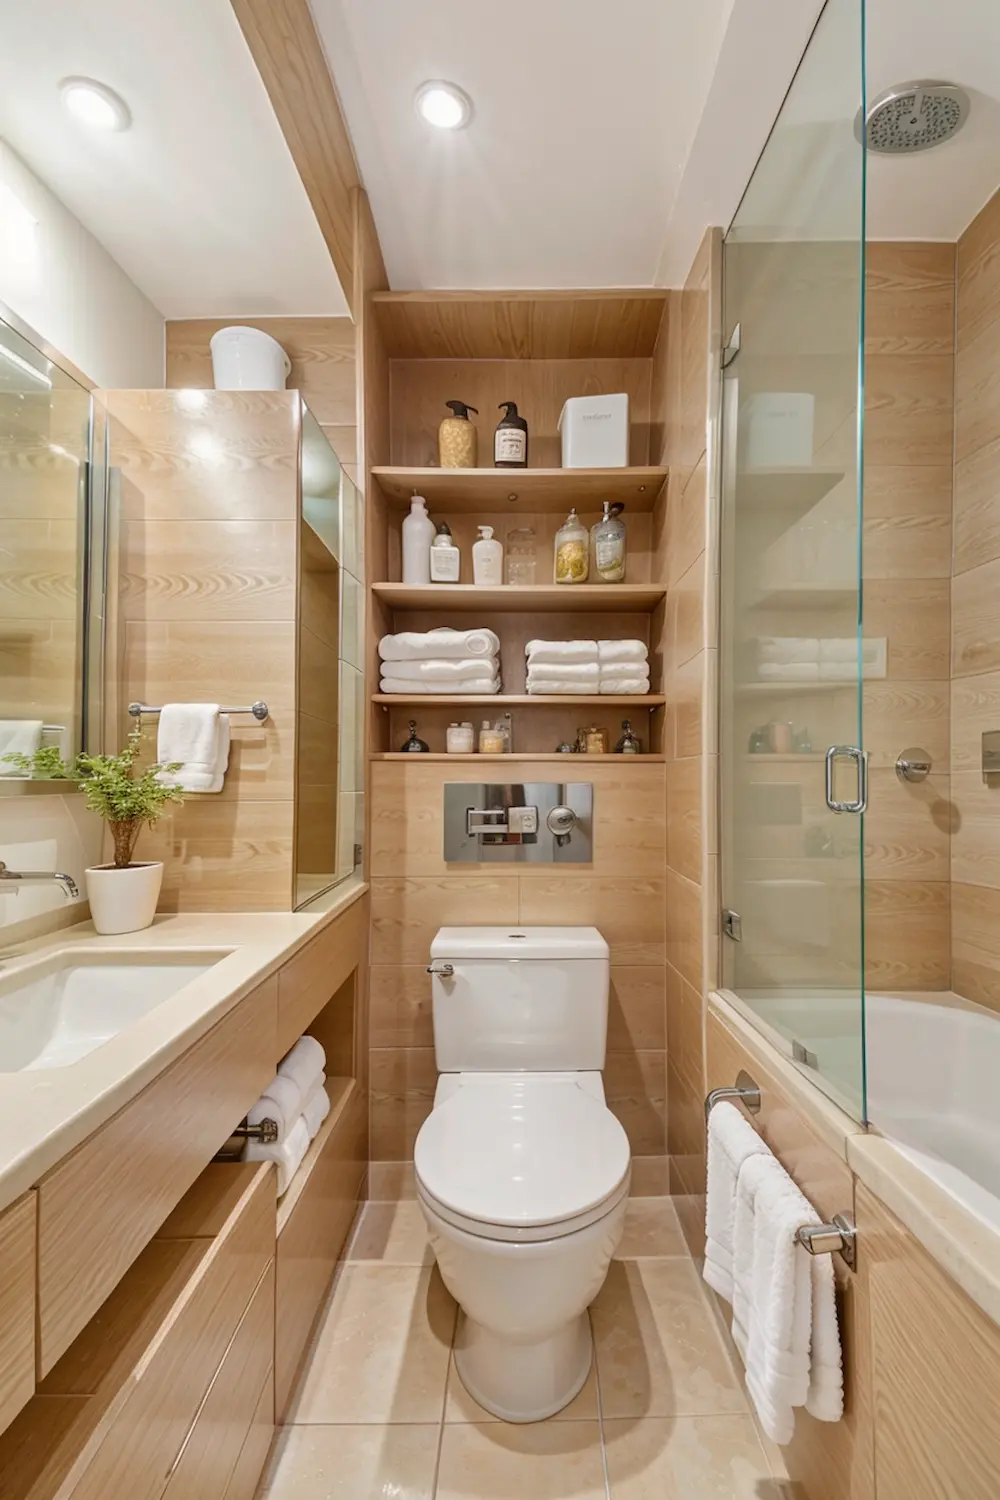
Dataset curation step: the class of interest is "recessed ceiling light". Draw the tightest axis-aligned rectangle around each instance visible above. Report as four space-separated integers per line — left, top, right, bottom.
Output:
415 80 473 130
59 77 131 133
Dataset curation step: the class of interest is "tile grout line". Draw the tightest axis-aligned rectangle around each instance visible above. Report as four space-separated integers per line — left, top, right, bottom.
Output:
589 1308 613 1500
429 1297 459 1499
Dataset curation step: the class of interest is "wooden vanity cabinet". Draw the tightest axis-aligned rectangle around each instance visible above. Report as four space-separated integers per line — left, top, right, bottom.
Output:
0 1193 35 1436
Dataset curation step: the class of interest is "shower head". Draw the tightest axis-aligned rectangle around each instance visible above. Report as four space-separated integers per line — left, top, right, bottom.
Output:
855 80 971 154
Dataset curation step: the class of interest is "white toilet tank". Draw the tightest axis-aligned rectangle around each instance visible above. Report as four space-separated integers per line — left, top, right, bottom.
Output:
430 926 610 1073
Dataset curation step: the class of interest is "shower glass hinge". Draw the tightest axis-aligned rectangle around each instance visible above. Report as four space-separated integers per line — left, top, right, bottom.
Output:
722 322 741 368
722 908 742 942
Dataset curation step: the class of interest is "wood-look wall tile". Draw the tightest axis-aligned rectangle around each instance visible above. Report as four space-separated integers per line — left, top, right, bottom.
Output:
863 577 950 680
0 520 79 621
665 962 704 1094
957 185 1000 281
665 1060 704 1186
665 868 703 993
958 225 1000 351
370 877 520 965
665 758 702 885
673 650 705 760
863 681 951 772
668 554 706 672
604 1049 666 1155
666 459 707 588
144 798 295 911
954 312 1000 465
369 1048 437 1160
369 966 434 1049
864 354 955 466
517 878 665 966
864 880 950 991
950 771 1000 889
862 465 952 580
120 520 297 621
863 770 952 882
865 243 955 355
951 668 1000 773
608 967 666 1052
951 882 1000 1013
953 434 1000 576
952 557 1000 677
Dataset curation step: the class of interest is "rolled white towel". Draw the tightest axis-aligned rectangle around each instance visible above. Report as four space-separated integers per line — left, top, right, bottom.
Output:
599 677 650 694
526 661 600 684
244 1114 310 1197
526 639 598 665
757 637 820 664
757 662 820 682
278 1035 326 1096
817 638 856 662
303 1084 331 1140
818 663 855 682
380 676 500 695
527 679 596 695
377 657 500 682
247 1074 302 1143
379 628 500 662
600 662 650 681
597 640 648 665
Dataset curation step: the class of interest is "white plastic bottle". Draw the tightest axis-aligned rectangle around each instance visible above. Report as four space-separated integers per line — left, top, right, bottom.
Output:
472 525 504 586
402 495 436 584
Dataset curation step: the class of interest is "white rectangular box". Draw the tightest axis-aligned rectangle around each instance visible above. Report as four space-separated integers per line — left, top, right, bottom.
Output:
742 392 815 469
558 393 629 468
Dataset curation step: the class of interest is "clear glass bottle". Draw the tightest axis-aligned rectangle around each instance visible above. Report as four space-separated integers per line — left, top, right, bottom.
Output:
615 718 642 754
479 719 505 754
506 526 538 584
400 720 429 752
553 508 589 584
591 502 627 583
584 725 609 754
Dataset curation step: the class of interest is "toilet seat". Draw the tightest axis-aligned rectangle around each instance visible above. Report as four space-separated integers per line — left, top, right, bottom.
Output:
414 1075 631 1244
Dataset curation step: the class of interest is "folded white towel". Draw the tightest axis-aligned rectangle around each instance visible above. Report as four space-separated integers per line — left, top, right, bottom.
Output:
247 1073 303 1143
599 662 650 680
156 704 230 793
757 663 820 682
379 628 500 662
599 677 649 694
378 657 500 682
817 637 856 662
526 639 598 664
526 679 596 695
818 663 855 682
757 638 820 664
278 1035 326 1096
732 1151 843 1445
526 662 600 684
380 676 500 695
597 639 648 665
0 720 43 774
703 1101 770 1303
302 1084 331 1140
244 1114 310 1196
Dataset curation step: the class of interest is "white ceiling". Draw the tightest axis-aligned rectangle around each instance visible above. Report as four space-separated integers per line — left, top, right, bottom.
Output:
311 0 737 290
0 0 348 319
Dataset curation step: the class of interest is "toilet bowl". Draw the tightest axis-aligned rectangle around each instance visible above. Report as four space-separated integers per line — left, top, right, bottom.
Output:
415 1070 630 1422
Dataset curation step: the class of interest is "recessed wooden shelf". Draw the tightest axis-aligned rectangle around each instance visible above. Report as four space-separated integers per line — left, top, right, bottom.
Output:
372 752 666 762
373 582 666 613
736 680 857 698
371 465 667 513
748 584 857 611
373 693 665 708
736 467 846 519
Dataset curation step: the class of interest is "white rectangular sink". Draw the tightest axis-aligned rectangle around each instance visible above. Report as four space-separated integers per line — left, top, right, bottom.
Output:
0 951 226 1071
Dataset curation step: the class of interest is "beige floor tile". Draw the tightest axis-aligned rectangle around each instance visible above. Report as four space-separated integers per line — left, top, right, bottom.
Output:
369 1160 418 1199
591 1260 747 1420
628 1157 671 1197
259 1423 440 1499
435 1420 607 1500
288 1264 456 1424
603 1416 782 1498
444 1350 599 1424
615 1199 686 1259
347 1201 433 1265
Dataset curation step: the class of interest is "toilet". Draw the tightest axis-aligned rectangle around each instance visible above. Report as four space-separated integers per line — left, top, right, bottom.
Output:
414 926 631 1423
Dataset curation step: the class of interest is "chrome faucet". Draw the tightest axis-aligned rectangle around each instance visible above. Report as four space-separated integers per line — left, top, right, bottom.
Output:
0 861 79 899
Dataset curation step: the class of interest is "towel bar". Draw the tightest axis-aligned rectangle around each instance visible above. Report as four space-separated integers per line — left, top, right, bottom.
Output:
704 1069 762 1122
128 701 269 722
796 1212 857 1271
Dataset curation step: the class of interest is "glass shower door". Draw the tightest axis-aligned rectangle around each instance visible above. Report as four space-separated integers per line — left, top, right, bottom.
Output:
718 0 868 1117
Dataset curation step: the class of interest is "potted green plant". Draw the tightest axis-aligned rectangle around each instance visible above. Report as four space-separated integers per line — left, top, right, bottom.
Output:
2 727 184 934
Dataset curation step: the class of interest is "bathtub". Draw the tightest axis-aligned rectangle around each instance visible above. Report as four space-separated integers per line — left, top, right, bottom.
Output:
722 987 1000 1236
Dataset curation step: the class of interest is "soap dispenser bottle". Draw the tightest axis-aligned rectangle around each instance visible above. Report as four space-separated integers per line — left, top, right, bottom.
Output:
494 402 528 468
472 525 504 586
438 400 479 468
429 521 461 582
591 501 627 583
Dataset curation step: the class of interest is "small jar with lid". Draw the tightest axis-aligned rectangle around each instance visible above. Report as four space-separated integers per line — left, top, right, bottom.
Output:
553 508 589 584
446 722 475 754
584 725 609 754
479 720 505 754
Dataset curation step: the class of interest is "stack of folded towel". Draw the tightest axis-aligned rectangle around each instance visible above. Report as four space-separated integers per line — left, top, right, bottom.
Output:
379 628 501 694
243 1034 331 1196
704 1101 844 1446
525 639 650 695
756 637 886 683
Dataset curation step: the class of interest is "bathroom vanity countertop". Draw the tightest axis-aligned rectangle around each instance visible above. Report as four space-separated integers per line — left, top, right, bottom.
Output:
0 876 367 1214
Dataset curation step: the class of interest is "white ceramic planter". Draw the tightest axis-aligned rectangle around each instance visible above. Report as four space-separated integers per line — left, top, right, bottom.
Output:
85 862 164 936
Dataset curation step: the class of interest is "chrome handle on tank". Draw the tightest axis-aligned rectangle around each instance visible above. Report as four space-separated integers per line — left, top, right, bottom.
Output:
427 962 455 977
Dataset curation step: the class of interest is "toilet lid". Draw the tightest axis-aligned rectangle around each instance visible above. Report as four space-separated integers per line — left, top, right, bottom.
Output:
414 1079 631 1230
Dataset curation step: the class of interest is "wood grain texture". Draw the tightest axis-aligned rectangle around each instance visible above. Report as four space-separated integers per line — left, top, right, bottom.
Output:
860 1182 1000 1500
276 891 368 1056
865 242 955 354
372 290 669 360
951 882 1000 1014
371 465 666 513
222 1368 274 1500
36 977 278 1374
864 880 950 991
274 1083 366 1417
0 1194 35 1437
373 582 666 611
164 320 356 430
228 0 359 306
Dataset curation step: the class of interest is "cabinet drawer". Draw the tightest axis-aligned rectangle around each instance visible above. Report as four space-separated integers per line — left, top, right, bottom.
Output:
162 1263 274 1500
224 1369 275 1500
37 977 278 1374
277 896 366 1056
0 1193 35 1437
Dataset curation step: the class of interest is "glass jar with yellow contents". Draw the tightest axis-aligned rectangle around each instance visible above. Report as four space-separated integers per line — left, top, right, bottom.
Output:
553 508 589 584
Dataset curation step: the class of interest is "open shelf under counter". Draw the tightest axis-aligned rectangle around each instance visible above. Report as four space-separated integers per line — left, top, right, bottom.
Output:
372 751 666 763
373 582 666 613
373 692 665 708
371 465 667 513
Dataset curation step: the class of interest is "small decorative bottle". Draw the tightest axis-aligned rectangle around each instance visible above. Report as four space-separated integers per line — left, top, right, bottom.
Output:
615 719 642 754
429 522 461 582
400 720 429 752
591 502 627 583
554 508 589 584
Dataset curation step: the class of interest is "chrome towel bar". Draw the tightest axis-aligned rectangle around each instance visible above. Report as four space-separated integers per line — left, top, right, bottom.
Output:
128 700 269 722
797 1212 857 1271
704 1069 761 1121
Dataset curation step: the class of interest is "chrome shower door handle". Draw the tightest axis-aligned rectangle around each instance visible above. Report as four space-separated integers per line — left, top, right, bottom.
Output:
824 745 869 814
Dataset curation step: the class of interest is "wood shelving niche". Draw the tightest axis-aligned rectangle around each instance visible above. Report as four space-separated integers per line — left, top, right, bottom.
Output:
372 583 667 613
371 465 667 513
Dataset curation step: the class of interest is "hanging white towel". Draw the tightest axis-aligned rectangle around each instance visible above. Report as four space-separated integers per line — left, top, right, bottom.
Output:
0 720 43 774
379 676 500 695
156 705 230 792
597 639 648 665
277 1034 326 1096
378 657 500 681
246 1074 303 1143
732 1151 843 1445
526 639 598 664
244 1114 310 1196
379 628 499 662
703 1101 770 1303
